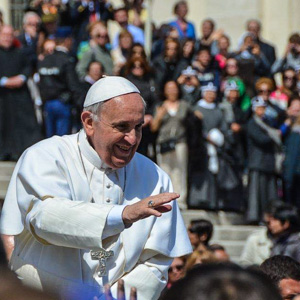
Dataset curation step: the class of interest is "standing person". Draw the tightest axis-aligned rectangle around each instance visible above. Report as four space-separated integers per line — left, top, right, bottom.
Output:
283 99 300 205
189 83 227 209
151 81 195 210
152 38 187 95
196 18 223 53
272 33 300 75
268 204 300 262
0 76 192 300
76 21 114 78
221 57 251 111
246 97 281 224
70 0 114 52
112 6 144 49
218 81 247 211
270 67 298 110
168 1 196 40
124 56 158 159
111 30 133 75
38 32 80 138
246 19 276 74
17 11 42 71
255 77 286 129
0 25 41 161
192 47 221 90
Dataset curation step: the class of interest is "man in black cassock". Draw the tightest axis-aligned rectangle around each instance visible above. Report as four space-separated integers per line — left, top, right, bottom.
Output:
0 25 41 161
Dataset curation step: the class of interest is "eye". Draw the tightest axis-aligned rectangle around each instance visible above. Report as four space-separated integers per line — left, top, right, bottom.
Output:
115 124 129 132
135 123 143 130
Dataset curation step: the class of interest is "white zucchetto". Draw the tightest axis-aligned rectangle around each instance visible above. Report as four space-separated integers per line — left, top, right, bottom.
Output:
83 76 141 108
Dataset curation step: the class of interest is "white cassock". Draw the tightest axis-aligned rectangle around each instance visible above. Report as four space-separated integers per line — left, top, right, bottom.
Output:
1 130 192 300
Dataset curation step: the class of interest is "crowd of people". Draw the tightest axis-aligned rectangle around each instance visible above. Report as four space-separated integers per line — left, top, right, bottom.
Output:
0 0 300 224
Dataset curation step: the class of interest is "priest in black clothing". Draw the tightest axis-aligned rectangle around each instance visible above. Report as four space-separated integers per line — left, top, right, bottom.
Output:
0 25 41 161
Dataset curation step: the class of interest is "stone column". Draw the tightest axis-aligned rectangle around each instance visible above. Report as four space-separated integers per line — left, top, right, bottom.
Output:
0 0 11 25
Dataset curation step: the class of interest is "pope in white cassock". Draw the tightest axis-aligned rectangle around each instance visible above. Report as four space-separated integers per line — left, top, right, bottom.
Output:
0 76 192 300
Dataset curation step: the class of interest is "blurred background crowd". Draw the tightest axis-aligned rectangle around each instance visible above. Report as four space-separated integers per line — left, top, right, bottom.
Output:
0 0 300 225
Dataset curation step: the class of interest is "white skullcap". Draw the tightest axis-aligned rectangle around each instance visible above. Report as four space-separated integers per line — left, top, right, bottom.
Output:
251 96 266 111
225 81 239 92
201 82 217 93
83 76 140 108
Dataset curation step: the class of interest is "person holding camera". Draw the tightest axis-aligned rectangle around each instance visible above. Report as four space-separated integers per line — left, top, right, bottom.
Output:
177 66 201 105
235 32 270 83
271 33 300 75
17 11 42 71
151 81 198 210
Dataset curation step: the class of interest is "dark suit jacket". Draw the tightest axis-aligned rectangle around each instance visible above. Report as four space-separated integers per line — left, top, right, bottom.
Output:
258 39 276 76
17 32 38 71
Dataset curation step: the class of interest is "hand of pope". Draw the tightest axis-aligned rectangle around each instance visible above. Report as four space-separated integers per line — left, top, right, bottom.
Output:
122 193 180 226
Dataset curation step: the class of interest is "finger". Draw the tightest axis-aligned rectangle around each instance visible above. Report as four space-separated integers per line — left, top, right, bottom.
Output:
148 193 180 206
104 284 113 300
155 204 172 213
130 287 137 300
117 279 125 300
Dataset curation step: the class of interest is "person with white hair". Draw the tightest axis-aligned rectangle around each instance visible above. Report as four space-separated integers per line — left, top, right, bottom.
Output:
0 76 192 300
17 11 41 70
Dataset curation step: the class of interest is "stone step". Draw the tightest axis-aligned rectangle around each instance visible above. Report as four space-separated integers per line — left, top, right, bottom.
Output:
212 225 264 241
0 175 11 200
181 209 244 226
0 162 16 177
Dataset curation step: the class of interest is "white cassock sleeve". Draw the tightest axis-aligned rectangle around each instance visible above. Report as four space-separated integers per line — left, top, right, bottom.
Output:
4 144 121 250
110 250 172 300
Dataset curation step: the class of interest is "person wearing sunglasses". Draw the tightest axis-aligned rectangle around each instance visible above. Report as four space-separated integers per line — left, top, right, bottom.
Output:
270 67 298 110
76 21 113 79
255 77 286 129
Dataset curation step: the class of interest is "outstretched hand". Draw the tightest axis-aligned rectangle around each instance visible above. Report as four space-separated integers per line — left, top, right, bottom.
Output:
122 192 180 226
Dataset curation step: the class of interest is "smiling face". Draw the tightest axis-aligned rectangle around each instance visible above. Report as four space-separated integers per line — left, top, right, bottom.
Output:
82 93 144 169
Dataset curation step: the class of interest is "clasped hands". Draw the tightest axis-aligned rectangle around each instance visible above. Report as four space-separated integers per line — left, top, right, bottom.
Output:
122 192 180 226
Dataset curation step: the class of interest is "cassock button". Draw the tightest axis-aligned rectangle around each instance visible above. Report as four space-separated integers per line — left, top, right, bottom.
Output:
106 183 111 189
106 198 111 203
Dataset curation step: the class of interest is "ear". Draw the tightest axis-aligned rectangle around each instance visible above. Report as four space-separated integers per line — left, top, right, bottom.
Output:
283 221 290 231
81 111 95 137
199 233 208 242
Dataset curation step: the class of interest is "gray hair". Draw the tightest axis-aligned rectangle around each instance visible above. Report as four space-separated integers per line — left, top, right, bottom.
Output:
23 11 40 25
83 95 147 122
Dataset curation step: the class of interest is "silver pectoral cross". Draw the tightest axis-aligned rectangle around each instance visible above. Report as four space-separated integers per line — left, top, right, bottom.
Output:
91 248 114 277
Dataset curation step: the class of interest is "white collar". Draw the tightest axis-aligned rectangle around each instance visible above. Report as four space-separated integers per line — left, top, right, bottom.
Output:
78 129 113 172
56 46 68 53
197 99 216 109
84 75 96 85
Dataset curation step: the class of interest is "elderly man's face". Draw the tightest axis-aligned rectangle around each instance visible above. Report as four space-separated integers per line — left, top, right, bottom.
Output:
84 93 144 169
0 26 14 49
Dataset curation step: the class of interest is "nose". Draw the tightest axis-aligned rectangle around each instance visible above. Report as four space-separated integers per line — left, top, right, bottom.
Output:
124 128 138 145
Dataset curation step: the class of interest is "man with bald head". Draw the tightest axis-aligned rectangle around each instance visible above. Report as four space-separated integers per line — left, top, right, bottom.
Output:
0 25 40 161
1 76 192 300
